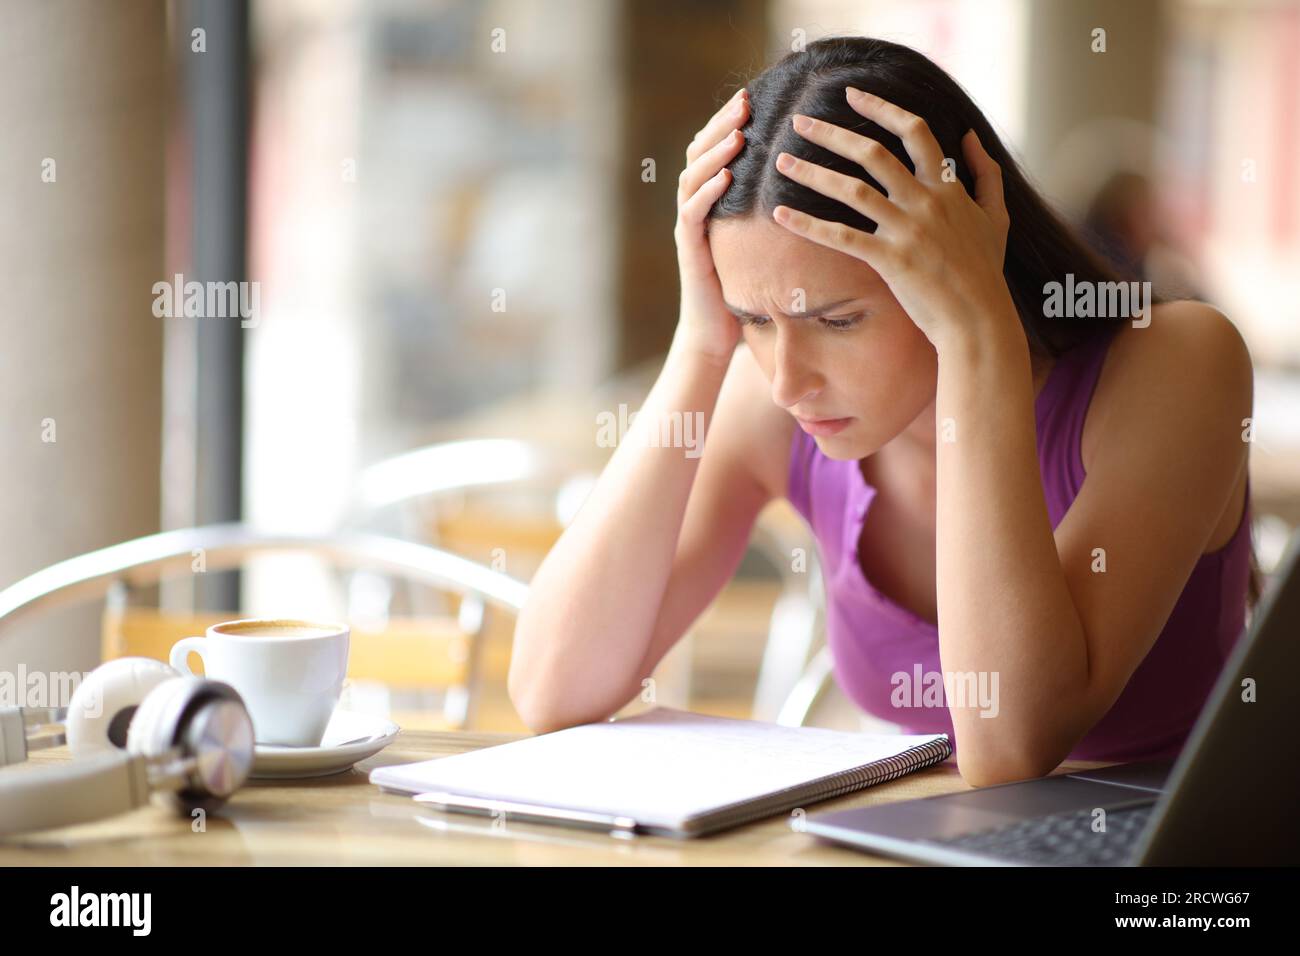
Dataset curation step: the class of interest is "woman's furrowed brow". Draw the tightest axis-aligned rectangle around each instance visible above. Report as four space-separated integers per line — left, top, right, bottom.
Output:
723 296 863 318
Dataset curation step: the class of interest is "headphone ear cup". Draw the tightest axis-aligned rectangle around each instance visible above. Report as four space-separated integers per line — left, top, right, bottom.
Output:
125 676 192 761
66 657 181 755
127 676 254 816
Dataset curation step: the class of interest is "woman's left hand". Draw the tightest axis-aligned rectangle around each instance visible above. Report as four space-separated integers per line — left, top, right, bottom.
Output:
771 87 1016 351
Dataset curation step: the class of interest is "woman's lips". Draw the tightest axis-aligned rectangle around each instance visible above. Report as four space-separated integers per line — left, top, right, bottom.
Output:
795 415 854 437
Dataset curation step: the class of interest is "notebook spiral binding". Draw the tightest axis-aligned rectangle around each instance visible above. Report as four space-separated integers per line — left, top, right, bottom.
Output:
675 735 953 837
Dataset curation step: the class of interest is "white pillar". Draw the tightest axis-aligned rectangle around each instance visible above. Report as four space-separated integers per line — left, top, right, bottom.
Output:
0 0 166 676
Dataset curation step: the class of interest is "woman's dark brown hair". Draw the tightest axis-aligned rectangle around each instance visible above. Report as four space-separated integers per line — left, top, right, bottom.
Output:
707 35 1261 609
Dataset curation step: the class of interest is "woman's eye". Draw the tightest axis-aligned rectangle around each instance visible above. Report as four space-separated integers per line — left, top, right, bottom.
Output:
738 313 863 330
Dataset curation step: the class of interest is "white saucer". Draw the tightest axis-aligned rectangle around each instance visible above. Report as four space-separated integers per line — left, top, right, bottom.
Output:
250 710 401 779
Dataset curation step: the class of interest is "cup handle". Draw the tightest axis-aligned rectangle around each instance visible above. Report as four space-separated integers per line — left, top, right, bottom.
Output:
169 636 208 677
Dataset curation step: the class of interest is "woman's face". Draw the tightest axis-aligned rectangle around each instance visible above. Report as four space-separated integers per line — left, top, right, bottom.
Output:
708 215 938 461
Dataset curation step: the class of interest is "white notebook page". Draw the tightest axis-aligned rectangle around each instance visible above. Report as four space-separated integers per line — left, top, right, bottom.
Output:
370 707 949 830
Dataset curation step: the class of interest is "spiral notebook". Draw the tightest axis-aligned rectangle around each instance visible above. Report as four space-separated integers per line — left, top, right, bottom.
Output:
369 707 952 837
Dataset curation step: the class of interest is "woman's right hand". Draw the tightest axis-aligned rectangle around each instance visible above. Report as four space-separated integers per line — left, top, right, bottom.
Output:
673 87 750 364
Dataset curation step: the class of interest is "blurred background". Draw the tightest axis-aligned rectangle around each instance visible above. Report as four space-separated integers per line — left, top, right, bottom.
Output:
3 0 1298 735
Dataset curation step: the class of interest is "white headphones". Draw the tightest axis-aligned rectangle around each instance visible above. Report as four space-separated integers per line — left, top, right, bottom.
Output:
0 658 255 837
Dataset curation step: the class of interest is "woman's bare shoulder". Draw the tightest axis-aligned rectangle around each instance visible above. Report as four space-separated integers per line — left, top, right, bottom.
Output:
1090 300 1250 436
1099 300 1252 409
1087 300 1253 510
710 346 797 501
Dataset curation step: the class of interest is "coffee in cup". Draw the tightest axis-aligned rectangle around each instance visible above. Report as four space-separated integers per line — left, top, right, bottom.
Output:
169 618 350 747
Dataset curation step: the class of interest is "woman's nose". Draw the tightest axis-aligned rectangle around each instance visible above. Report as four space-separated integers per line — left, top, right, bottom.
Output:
769 334 820 409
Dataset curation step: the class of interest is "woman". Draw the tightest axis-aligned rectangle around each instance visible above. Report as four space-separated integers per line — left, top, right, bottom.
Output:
509 37 1258 787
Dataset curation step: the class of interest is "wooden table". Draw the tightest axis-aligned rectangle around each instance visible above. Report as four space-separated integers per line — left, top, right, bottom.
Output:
0 729 1114 866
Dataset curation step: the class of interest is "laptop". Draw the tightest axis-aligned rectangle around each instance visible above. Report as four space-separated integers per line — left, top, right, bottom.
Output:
801 529 1300 866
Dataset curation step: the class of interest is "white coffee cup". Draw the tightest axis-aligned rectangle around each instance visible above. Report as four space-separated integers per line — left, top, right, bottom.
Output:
169 618 350 747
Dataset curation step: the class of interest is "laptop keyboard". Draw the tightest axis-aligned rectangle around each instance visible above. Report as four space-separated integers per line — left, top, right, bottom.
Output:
926 802 1156 866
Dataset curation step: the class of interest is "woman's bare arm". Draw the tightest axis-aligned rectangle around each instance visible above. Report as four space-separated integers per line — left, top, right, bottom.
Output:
510 86 765 732
507 343 791 733
631 347 793 685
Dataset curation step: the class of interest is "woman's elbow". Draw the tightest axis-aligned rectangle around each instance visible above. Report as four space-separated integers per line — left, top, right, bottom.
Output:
506 649 558 733
508 686 613 736
507 654 624 736
956 740 1063 789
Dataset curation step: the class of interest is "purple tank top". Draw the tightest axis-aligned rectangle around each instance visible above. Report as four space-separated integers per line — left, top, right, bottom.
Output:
786 326 1253 763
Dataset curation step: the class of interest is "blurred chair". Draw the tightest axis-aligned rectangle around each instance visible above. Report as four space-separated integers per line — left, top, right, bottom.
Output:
744 502 826 725
352 438 828 725
348 438 604 721
776 644 836 727
352 438 598 569
0 524 528 731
